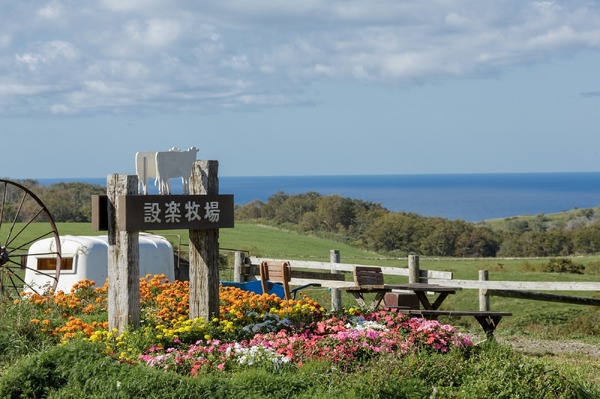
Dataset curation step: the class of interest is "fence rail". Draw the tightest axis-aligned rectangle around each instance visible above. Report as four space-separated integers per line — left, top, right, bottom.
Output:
430 279 600 291
233 251 600 310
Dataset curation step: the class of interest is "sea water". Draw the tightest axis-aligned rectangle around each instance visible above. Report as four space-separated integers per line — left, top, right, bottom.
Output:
38 172 600 222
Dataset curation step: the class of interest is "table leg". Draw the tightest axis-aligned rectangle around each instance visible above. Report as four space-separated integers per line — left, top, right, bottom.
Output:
349 292 367 307
413 291 430 309
431 292 451 310
371 292 387 310
414 291 451 310
473 315 503 341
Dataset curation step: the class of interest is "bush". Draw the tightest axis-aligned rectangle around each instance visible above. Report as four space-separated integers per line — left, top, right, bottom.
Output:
584 261 600 276
0 301 58 367
544 258 585 274
444 345 587 398
0 341 589 399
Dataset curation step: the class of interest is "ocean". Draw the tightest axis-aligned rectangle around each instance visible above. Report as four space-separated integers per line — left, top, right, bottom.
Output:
38 172 600 222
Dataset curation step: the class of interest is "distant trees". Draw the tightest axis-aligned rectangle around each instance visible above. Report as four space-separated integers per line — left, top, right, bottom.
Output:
6 179 105 223
235 191 600 257
40 182 106 222
236 192 503 257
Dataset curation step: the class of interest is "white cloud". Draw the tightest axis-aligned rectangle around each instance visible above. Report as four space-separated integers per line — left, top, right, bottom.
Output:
37 1 64 19
124 19 183 48
1 0 600 116
0 83 53 96
14 40 79 73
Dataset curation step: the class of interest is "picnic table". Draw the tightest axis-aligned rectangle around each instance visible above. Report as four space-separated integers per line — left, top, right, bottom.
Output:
339 266 461 310
339 266 512 340
342 282 461 310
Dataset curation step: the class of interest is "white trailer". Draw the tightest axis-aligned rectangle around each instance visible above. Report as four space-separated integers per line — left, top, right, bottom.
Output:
24 234 174 293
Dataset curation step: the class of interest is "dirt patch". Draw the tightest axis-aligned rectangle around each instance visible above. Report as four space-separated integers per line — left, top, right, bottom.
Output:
498 336 600 358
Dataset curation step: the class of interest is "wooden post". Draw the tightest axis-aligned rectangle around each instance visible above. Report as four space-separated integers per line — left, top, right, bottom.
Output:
188 160 220 320
233 251 244 283
107 174 140 334
479 270 490 311
408 254 420 284
330 250 342 311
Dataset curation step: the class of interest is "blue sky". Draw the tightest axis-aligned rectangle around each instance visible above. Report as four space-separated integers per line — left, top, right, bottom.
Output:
2 1 600 179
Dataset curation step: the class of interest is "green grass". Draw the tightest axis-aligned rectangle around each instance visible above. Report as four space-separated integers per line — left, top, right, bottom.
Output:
0 339 593 399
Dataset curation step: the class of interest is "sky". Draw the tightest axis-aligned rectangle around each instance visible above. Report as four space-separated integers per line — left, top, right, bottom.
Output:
1 0 600 179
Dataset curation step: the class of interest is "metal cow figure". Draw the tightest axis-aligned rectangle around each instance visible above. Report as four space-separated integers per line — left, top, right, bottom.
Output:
135 147 181 195
155 147 199 194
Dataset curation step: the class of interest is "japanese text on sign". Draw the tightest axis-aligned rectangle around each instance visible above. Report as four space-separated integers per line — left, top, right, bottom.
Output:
143 200 221 224
117 195 234 231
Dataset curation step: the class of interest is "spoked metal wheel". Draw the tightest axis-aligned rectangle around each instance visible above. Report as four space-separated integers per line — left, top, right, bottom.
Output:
0 179 61 298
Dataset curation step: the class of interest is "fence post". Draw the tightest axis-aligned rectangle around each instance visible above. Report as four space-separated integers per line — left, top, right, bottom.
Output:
233 251 244 283
189 160 220 320
408 254 420 284
107 174 140 334
479 270 490 311
330 250 342 311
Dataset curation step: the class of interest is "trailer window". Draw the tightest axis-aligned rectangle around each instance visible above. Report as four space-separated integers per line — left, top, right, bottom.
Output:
37 257 73 271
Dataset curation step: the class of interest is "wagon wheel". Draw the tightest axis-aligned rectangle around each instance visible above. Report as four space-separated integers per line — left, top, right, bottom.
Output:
0 179 61 298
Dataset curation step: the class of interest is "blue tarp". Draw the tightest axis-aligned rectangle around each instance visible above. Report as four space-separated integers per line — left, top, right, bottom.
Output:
220 280 285 298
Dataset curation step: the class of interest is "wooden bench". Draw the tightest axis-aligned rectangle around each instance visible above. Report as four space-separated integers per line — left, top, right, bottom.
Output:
259 260 344 300
340 266 394 309
404 309 512 340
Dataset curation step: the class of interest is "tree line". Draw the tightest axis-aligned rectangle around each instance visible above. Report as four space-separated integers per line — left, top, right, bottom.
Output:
7 179 600 258
3 179 105 223
236 191 600 257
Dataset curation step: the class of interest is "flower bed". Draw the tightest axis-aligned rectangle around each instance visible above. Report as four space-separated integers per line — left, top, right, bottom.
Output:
22 275 473 376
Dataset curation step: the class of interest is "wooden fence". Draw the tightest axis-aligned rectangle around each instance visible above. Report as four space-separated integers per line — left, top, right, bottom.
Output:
232 251 600 311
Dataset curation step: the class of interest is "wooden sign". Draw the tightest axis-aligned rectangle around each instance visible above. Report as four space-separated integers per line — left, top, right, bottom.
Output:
117 194 234 231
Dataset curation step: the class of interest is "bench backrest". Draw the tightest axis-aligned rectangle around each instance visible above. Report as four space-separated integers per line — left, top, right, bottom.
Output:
354 266 384 287
260 261 292 299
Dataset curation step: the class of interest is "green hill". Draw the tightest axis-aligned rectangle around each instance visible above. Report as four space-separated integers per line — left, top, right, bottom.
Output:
481 205 600 232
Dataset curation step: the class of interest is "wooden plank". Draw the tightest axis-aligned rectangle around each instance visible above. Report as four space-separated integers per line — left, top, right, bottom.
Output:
290 278 355 288
486 289 600 306
407 310 512 317
354 266 385 286
435 279 600 291
248 257 453 279
290 270 345 281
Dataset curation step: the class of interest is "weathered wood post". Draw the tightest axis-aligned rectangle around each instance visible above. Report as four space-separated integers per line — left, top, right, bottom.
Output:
408 254 420 284
479 270 490 311
188 160 221 320
330 250 342 311
233 251 245 283
107 174 140 334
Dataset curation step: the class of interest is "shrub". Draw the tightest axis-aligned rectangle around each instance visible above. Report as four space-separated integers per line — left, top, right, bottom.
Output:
1 340 588 399
584 261 600 276
544 258 585 274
